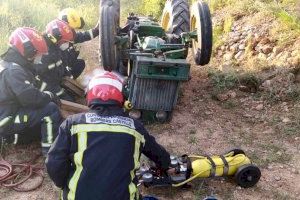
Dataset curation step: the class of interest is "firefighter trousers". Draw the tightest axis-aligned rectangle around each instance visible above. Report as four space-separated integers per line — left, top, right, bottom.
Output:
1 102 62 155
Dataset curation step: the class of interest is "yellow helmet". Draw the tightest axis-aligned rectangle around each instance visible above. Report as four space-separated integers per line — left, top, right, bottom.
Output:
58 8 85 29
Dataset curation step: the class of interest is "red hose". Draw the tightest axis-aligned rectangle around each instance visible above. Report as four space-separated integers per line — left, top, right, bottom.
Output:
0 154 44 192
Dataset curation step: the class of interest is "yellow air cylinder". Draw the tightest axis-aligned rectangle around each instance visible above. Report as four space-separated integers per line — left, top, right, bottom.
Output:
191 154 251 177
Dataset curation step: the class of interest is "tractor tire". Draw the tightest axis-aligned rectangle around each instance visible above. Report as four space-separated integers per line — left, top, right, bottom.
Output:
99 0 120 71
190 1 212 66
161 0 190 35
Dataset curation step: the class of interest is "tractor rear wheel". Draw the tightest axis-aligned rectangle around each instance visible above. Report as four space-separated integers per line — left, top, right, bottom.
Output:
161 0 190 36
99 0 120 71
190 1 212 66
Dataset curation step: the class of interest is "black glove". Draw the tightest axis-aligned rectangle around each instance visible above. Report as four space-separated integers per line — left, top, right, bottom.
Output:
44 91 61 106
92 20 99 38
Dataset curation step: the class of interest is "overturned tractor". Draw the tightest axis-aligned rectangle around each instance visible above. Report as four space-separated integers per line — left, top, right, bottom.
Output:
99 0 212 123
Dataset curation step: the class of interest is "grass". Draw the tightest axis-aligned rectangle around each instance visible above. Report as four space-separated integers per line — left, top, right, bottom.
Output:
208 69 239 91
0 0 99 54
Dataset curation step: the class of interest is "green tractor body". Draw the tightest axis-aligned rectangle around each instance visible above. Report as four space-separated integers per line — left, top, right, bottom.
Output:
99 0 212 123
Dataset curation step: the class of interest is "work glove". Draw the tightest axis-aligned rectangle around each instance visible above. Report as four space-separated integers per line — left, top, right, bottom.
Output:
92 20 100 38
44 91 61 106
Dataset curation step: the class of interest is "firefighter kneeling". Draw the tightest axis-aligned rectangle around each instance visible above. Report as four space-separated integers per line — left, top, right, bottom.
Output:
46 72 171 200
0 28 62 155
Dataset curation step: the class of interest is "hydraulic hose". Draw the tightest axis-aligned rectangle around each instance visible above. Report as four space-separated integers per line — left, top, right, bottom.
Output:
0 154 44 192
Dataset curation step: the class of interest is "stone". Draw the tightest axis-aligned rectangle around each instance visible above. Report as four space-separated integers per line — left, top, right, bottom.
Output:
275 176 281 181
243 114 253 118
273 46 283 55
220 45 226 51
235 51 244 60
267 165 273 170
227 90 237 98
233 36 240 43
260 37 271 45
282 117 291 123
262 46 273 54
255 104 264 111
230 44 238 52
261 80 272 89
216 93 229 101
224 52 235 61
238 44 246 50
205 111 213 115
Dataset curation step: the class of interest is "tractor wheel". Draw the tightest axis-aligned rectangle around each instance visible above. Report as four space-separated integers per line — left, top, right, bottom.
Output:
99 0 120 71
190 1 212 66
234 164 261 188
161 0 190 35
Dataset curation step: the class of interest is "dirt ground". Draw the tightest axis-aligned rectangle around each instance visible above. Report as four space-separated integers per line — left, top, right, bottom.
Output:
0 38 299 200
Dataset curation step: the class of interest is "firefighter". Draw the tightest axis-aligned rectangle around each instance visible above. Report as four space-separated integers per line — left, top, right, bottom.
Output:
34 9 99 101
34 19 76 101
46 72 171 200
58 8 99 79
0 28 62 155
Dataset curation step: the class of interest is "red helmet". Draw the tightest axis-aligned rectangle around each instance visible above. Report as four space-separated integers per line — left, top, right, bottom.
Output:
45 19 75 45
86 72 124 107
9 27 48 59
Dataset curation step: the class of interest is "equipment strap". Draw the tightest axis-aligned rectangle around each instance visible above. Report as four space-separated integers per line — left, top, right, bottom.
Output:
206 156 216 177
219 155 229 176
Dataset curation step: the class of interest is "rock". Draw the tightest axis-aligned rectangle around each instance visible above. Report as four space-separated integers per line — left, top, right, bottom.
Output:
224 52 235 61
260 38 271 45
238 44 246 50
262 80 271 89
275 176 281 181
233 36 240 43
227 90 237 98
255 104 264 111
230 44 239 52
243 114 253 118
254 45 261 52
242 31 248 36
235 51 244 60
267 165 273 170
262 46 273 54
273 46 283 55
220 45 226 51
282 117 291 123
216 93 229 101
263 128 274 134
217 50 223 57
205 111 213 115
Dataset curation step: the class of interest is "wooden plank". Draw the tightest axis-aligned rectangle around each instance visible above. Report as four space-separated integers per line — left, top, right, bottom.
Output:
60 100 89 118
61 77 85 97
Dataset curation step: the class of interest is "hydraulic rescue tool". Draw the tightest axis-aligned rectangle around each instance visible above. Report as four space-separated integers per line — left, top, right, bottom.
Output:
99 0 212 123
137 149 261 188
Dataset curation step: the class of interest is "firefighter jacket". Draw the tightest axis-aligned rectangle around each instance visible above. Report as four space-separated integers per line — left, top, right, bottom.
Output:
74 28 99 44
46 107 171 200
0 49 52 134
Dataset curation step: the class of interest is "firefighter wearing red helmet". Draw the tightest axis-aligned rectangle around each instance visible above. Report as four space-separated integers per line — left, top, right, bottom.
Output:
33 14 99 102
33 19 77 101
46 71 171 200
0 27 62 155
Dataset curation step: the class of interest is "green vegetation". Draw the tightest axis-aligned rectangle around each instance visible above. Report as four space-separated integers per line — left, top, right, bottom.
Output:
0 0 98 54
